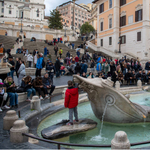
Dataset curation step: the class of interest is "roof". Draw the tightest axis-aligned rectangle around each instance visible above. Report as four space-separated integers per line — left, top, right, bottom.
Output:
58 1 90 12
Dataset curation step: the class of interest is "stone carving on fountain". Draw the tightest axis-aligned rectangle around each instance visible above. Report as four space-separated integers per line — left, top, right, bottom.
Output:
73 75 150 123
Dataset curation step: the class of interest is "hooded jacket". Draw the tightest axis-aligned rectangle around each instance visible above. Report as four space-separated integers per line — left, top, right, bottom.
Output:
64 87 79 109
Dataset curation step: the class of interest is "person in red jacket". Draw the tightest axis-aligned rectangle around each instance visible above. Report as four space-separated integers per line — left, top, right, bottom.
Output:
75 55 79 65
64 80 79 125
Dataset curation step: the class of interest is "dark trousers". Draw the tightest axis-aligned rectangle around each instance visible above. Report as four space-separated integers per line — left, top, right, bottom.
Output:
55 52 57 56
60 54 62 58
56 70 60 77
35 87 48 96
36 69 41 77
28 61 32 67
0 95 8 107
47 85 55 95
48 73 54 84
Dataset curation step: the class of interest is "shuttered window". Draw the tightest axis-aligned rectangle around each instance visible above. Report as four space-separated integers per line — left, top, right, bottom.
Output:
137 32 141 41
120 35 126 44
135 9 142 22
99 3 104 13
120 0 126 6
101 22 103 31
109 37 112 45
109 18 112 28
120 16 126 27
101 39 103 47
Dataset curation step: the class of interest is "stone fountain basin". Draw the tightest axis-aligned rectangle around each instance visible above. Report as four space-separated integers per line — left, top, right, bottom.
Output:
41 118 97 140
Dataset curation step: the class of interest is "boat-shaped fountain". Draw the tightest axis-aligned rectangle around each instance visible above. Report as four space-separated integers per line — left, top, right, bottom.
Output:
73 75 150 123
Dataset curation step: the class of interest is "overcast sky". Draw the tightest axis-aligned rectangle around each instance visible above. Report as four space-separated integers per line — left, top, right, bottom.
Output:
44 0 93 16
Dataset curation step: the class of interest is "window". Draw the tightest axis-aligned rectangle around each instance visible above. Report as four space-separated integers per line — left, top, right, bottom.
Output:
109 0 112 8
63 19 65 22
137 32 141 41
109 37 112 45
37 9 39 17
101 22 103 31
101 39 103 46
120 35 126 44
66 20 69 23
75 23 77 26
99 3 104 13
128 15 133 24
109 18 112 28
75 18 77 21
9 10 11 14
2 2 4 6
120 0 126 6
9 5 11 7
1 8 4 13
135 9 142 22
120 16 126 27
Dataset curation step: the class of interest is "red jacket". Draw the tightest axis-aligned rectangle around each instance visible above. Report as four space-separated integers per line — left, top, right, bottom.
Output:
75 57 79 62
64 87 79 108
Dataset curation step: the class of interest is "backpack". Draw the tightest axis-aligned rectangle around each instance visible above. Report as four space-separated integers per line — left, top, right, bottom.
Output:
42 59 45 68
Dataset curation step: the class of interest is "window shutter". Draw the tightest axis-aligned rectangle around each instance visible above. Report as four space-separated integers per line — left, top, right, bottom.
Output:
124 35 126 43
124 16 126 26
99 5 101 13
120 17 122 27
135 11 137 22
141 9 143 20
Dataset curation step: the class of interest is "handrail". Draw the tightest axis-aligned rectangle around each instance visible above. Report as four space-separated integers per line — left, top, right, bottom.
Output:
22 133 111 149
22 133 150 149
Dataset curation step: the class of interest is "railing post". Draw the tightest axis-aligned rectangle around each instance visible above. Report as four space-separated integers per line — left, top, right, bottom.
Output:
58 144 60 149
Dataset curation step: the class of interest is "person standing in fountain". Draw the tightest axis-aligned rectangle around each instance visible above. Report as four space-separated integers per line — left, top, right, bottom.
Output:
65 81 79 126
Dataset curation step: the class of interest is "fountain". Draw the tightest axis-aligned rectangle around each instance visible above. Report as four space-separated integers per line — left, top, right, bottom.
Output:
73 75 150 123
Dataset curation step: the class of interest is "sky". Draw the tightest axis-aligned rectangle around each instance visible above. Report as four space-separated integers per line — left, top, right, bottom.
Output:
44 0 93 16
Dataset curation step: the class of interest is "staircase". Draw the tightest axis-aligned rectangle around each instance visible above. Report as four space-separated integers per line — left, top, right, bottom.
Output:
14 38 77 64
0 35 16 50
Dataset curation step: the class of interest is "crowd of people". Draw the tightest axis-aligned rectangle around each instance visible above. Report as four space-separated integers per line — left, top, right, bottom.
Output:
2 36 150 114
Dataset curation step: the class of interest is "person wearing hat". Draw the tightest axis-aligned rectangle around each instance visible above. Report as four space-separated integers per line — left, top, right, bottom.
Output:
0 79 10 112
36 53 44 77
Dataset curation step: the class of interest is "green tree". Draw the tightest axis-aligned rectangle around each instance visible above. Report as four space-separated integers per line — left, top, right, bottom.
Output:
48 9 63 30
80 22 95 35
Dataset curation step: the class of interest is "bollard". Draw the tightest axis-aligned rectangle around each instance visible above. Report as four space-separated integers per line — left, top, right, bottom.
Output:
62 88 67 99
137 80 142 88
115 81 120 91
30 96 41 111
10 120 29 143
3 110 18 130
111 131 130 149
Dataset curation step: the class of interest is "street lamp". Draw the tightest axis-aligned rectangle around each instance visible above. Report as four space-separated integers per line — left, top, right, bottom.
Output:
20 18 23 33
64 23 67 37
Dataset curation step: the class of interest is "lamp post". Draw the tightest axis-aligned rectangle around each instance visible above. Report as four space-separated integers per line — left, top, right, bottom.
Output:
20 18 23 33
64 23 67 37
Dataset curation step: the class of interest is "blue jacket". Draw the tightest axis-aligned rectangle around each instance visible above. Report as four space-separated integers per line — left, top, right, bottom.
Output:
96 63 102 71
36 57 43 69
81 63 88 73
145 62 150 70
97 57 101 63
44 47 47 55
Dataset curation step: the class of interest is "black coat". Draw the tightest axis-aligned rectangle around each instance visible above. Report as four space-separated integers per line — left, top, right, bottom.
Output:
55 59 61 71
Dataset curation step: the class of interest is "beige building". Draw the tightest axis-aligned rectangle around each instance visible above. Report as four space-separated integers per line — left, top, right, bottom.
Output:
89 0 150 61
57 1 91 31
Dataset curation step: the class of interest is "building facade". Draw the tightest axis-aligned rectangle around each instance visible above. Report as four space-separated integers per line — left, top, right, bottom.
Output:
57 1 91 31
93 0 150 60
89 4 97 31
